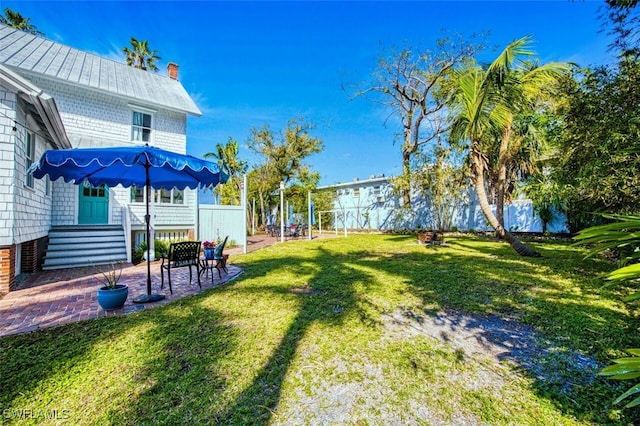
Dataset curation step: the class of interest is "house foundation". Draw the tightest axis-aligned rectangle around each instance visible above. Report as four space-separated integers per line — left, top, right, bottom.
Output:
0 245 16 294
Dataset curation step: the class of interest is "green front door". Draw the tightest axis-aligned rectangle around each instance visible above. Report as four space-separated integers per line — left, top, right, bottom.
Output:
78 185 109 224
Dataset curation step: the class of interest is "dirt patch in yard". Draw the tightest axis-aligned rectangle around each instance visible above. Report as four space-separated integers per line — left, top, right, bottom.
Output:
383 308 601 396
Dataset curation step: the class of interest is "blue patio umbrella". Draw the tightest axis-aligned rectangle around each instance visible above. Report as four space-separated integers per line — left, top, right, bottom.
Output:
29 144 229 303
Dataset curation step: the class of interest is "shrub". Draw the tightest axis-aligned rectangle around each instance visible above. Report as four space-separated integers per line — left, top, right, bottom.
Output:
134 239 172 261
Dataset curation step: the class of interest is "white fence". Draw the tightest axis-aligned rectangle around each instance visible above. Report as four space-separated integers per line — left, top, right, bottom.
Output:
198 204 245 246
320 199 569 234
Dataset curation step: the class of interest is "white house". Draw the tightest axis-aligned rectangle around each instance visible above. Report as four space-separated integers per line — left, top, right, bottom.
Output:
0 24 202 293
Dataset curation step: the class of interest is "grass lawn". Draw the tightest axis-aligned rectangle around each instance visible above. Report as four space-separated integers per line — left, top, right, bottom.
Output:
1 234 639 425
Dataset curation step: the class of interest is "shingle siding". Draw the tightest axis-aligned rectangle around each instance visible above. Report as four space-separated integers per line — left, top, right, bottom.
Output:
26 74 187 155
50 180 76 225
0 85 17 244
128 189 196 228
0 85 54 246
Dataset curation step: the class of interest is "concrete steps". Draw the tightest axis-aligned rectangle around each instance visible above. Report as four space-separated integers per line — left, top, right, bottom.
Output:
43 225 127 270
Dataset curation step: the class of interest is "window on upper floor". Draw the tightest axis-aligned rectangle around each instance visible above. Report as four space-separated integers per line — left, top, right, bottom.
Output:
131 111 152 142
25 131 35 188
353 188 360 197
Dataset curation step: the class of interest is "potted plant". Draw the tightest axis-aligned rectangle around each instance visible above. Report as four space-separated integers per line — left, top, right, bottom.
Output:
96 261 128 310
417 229 436 244
202 241 216 259
417 229 444 245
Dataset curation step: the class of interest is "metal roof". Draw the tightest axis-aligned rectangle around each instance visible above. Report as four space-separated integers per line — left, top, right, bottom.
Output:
317 175 391 190
0 24 201 116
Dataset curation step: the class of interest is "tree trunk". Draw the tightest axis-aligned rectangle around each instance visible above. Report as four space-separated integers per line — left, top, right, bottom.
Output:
400 115 413 206
401 150 411 206
495 127 511 227
471 150 541 257
259 191 267 229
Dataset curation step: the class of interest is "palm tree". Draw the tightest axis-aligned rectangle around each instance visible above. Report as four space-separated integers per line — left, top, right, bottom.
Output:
204 137 247 205
122 37 160 71
1 8 43 35
449 37 569 257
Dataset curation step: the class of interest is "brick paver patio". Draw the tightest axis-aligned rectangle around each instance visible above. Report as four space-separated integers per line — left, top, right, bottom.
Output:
0 233 335 338
0 259 243 337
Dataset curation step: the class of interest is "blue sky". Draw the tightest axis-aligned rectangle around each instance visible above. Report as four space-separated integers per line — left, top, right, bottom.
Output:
5 0 615 185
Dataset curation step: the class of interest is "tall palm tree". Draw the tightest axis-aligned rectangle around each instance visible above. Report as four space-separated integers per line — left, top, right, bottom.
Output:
1 8 43 35
122 37 160 71
449 37 569 257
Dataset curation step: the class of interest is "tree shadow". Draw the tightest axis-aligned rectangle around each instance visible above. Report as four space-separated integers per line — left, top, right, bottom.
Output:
106 302 237 424
214 245 375 424
0 292 236 425
355 235 639 423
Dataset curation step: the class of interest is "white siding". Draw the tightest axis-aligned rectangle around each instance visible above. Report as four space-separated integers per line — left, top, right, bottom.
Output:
0 84 16 244
0 85 53 245
13 113 54 243
27 75 187 154
128 188 197 229
50 179 76 225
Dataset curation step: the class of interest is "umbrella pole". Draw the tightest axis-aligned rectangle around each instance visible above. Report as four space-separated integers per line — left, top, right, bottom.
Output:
133 163 166 303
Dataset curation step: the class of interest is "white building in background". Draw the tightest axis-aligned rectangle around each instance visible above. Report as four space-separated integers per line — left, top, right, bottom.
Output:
0 24 202 293
318 175 569 234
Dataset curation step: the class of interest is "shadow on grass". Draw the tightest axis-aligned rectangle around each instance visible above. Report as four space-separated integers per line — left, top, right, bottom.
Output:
107 302 237 424
0 297 236 425
357 235 639 424
220 234 639 424
214 245 376 424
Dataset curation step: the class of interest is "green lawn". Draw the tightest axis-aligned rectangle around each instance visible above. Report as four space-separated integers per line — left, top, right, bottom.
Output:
1 234 638 425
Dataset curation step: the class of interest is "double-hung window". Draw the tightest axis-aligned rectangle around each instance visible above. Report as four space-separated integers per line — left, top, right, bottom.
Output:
154 188 185 205
131 186 184 205
25 131 35 188
131 185 144 203
131 111 152 142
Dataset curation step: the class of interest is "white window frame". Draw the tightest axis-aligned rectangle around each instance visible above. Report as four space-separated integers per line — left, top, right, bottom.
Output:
131 110 153 143
130 186 184 205
154 188 185 205
131 185 145 203
25 131 35 188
